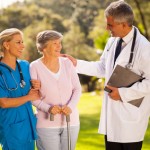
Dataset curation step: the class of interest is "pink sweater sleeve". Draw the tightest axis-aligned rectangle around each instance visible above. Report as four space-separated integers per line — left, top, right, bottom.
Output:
30 62 51 113
66 61 82 110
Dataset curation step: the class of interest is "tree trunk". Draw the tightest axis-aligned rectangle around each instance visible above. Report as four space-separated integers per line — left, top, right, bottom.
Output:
134 0 149 40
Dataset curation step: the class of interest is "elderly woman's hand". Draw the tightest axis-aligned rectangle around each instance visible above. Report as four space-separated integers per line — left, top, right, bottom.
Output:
49 105 62 115
61 105 72 115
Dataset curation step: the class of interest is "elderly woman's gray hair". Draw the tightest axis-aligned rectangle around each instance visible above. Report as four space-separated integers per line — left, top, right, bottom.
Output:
0 28 23 52
105 0 134 27
36 30 63 53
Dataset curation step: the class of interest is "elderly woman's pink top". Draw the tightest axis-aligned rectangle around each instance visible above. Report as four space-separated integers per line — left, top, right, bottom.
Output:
30 57 81 128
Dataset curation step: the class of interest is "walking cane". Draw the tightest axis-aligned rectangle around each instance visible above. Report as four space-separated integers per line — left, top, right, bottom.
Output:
66 115 71 150
50 114 71 150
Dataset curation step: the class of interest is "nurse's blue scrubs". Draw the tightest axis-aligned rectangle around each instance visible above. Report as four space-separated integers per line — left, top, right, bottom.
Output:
0 60 37 150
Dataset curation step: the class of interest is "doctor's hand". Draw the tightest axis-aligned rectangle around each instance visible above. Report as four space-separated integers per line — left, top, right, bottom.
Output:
61 105 72 115
107 85 121 101
31 79 41 90
60 54 77 67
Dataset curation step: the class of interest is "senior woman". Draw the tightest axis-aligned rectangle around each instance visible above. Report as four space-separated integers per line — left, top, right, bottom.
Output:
30 30 81 150
0 28 40 150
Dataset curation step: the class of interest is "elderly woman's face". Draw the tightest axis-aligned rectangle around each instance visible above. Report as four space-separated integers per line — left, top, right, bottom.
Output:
44 38 62 57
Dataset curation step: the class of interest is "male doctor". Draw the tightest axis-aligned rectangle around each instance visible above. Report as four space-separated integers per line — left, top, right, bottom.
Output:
64 0 150 150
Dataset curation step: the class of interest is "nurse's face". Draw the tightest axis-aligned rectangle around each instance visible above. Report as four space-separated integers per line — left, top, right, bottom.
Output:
4 34 25 58
44 38 62 57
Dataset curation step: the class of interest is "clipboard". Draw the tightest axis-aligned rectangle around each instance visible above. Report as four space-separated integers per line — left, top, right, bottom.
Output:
104 65 144 107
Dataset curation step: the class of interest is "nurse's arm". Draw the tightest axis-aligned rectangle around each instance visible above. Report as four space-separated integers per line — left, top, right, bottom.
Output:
0 89 40 108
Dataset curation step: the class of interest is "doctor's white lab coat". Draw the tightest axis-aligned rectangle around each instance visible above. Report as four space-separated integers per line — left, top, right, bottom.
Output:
76 27 150 143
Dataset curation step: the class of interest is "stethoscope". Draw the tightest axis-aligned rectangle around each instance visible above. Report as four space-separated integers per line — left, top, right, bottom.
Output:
0 60 26 91
107 27 137 69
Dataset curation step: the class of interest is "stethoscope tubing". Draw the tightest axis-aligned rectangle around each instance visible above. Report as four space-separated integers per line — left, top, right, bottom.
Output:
0 61 26 91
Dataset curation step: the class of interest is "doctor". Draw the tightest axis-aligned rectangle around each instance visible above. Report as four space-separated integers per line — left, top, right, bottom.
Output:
64 0 150 150
0 28 40 150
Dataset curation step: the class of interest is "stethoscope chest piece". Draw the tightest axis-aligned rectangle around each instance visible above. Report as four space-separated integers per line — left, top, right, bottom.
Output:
20 80 26 88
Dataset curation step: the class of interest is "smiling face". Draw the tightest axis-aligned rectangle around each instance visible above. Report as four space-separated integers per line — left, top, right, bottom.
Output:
43 38 62 57
106 16 124 37
106 16 132 38
3 34 24 58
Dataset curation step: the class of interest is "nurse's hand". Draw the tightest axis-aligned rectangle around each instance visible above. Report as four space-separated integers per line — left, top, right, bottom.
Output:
28 88 40 101
61 105 72 115
49 105 61 115
107 85 121 101
61 54 77 67
31 79 41 90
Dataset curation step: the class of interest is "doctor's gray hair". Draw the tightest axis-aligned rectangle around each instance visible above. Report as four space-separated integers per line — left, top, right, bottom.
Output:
0 28 23 52
105 0 134 27
36 30 63 54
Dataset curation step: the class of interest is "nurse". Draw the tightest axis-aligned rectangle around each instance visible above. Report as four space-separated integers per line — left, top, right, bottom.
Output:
0 28 40 150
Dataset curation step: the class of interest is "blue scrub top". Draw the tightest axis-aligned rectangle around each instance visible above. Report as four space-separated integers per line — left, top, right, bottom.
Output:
0 60 37 149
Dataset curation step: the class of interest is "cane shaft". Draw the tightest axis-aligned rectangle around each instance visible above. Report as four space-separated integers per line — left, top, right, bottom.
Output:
66 115 70 122
66 115 71 150
50 113 54 121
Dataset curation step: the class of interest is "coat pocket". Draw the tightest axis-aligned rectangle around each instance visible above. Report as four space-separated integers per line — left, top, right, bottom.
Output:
120 102 141 122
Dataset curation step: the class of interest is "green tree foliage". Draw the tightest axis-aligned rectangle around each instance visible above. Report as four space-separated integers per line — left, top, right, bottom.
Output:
31 0 74 19
0 2 67 62
132 0 150 39
63 25 99 60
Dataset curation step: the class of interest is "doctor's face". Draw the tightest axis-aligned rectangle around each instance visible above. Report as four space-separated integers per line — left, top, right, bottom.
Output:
106 16 124 37
44 38 62 57
4 34 25 58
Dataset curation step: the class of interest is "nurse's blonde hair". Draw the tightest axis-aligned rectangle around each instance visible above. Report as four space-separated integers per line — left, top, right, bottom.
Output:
0 28 23 52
